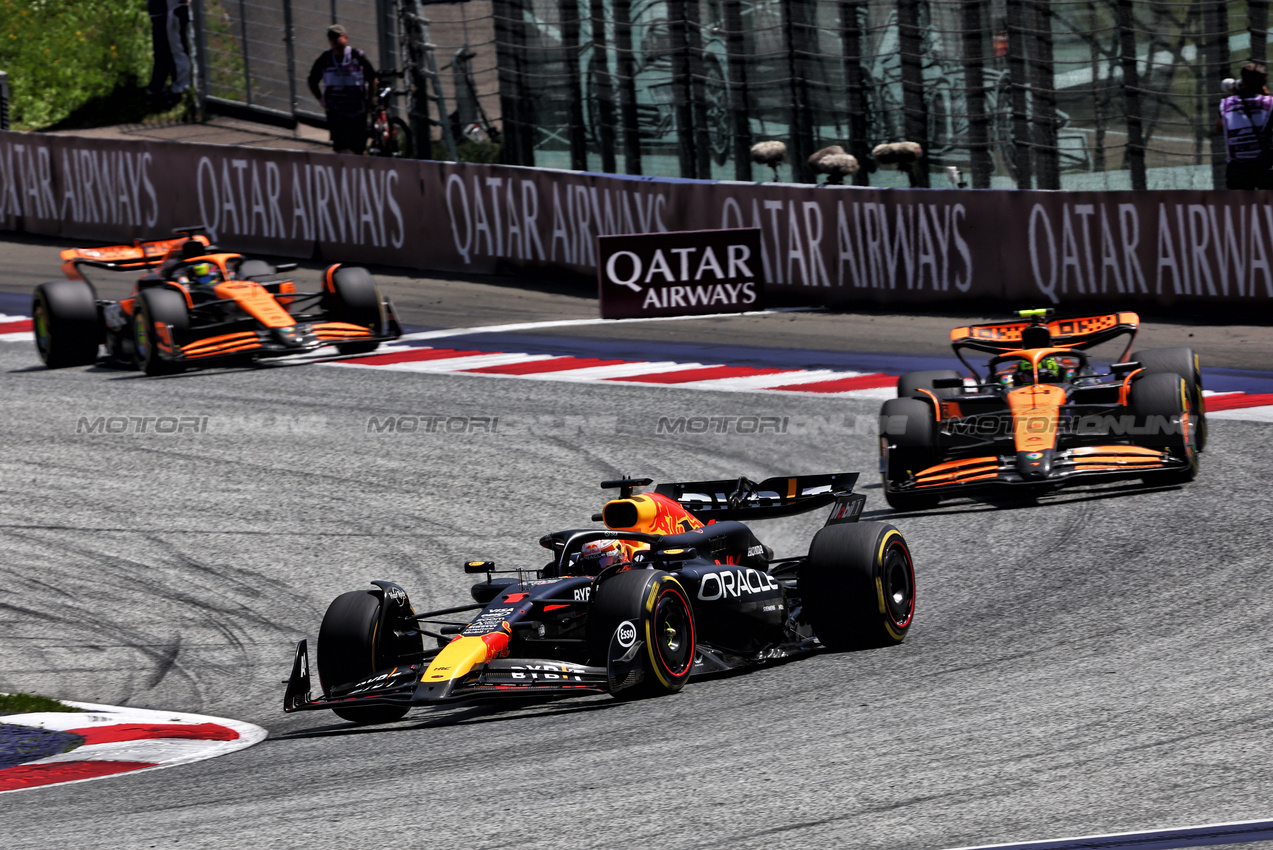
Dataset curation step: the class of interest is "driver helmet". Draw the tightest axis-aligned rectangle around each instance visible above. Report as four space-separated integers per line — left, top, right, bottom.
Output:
1003 358 1033 386
1038 356 1063 383
579 539 626 574
187 261 221 287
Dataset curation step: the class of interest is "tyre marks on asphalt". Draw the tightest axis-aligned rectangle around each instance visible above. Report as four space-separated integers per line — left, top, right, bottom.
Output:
0 527 306 713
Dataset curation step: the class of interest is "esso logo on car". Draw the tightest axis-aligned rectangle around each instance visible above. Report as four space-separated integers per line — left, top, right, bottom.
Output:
698 568 779 601
616 620 637 648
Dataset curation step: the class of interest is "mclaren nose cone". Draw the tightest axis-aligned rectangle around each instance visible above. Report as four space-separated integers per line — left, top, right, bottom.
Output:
271 324 318 349
1016 449 1053 479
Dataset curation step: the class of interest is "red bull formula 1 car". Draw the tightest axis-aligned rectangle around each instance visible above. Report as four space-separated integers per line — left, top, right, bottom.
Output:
284 472 916 724
32 228 401 375
879 309 1205 510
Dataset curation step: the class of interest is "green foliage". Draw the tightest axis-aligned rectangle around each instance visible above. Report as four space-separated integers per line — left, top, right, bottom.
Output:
432 138 504 164
203 0 246 101
0 692 80 714
0 0 152 130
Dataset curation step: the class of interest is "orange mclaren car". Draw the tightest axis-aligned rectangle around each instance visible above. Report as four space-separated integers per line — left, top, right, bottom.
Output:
31 227 401 375
879 309 1205 510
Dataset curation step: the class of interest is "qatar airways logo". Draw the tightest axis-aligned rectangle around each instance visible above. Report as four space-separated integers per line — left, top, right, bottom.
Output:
598 228 764 319
603 244 758 311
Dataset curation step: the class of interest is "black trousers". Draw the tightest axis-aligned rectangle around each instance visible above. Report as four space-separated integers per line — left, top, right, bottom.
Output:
148 2 191 96
1226 159 1273 190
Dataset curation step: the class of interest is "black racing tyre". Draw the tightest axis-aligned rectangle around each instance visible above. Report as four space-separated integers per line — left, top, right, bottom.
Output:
317 590 410 724
588 569 695 699
896 369 963 400
1130 372 1198 484
880 397 940 511
324 265 383 355
133 287 189 376
800 521 916 650
32 280 100 368
1132 347 1206 452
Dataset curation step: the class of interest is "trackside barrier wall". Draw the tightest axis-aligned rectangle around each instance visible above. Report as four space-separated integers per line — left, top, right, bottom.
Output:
1 129 1271 309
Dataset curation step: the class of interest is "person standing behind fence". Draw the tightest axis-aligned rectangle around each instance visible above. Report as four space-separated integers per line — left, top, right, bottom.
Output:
1217 62 1273 190
308 25 377 155
147 0 191 108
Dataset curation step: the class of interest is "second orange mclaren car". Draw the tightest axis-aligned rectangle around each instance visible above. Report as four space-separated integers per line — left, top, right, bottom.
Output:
879 309 1205 510
32 228 402 375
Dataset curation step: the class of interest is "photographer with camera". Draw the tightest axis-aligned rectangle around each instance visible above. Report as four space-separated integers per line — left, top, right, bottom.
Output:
1216 62 1273 190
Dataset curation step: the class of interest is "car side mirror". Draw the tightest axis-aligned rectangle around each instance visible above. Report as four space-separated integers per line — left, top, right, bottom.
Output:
1111 361 1140 375
275 262 298 272
464 560 494 574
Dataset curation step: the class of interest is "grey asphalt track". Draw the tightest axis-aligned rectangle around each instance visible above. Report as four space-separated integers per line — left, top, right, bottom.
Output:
2 233 1272 848
3 231 1272 367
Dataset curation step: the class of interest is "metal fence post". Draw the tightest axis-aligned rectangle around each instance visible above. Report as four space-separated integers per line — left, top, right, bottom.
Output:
1006 0 1033 189
1028 0 1059 189
493 0 533 166
840 1 871 186
0 71 9 131
963 0 993 188
561 0 587 171
781 0 815 183
1203 2 1231 190
193 0 209 117
686 0 711 178
238 0 254 106
283 0 298 126
724 0 751 181
669 0 697 178
614 0 642 175
376 0 396 74
1117 0 1147 191
1254 0 1270 64
898 0 930 186
1088 0 1108 174
589 0 617 173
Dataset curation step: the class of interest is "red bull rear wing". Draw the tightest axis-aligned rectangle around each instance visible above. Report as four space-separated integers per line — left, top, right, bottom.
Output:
653 472 860 520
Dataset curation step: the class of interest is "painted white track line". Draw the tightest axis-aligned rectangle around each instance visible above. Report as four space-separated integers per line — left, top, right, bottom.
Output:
0 699 267 793
393 308 818 342
944 814 1273 849
3 311 1272 418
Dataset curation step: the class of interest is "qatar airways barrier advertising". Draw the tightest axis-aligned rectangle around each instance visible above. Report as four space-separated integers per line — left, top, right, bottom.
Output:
598 228 764 318
1 129 1271 307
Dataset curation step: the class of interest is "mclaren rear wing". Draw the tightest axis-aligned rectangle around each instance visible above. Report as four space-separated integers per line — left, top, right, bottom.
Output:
951 311 1139 354
653 473 863 522
60 230 212 280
